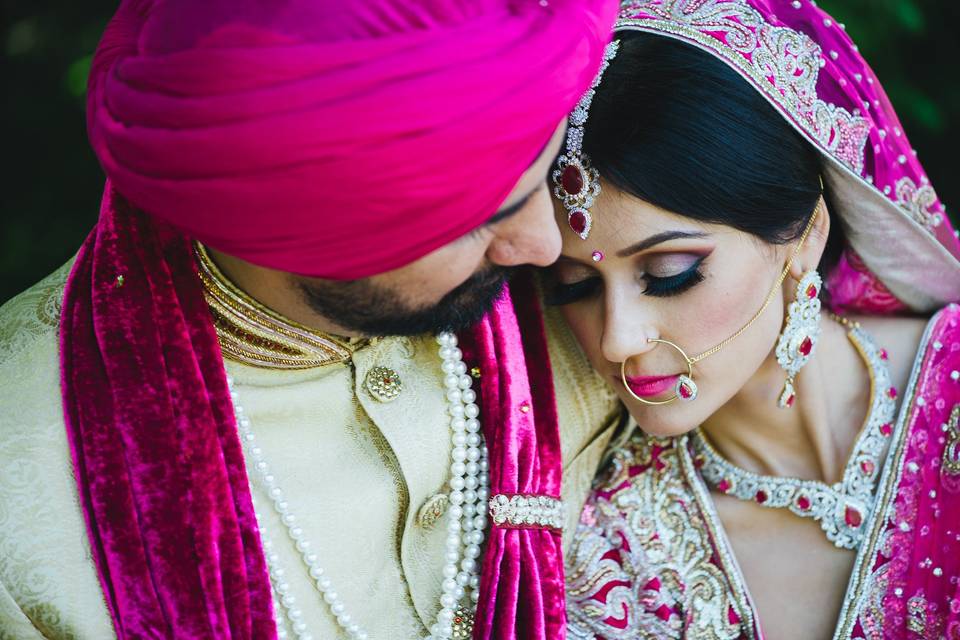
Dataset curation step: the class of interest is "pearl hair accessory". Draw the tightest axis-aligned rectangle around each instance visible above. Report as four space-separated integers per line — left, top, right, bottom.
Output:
227 331 489 640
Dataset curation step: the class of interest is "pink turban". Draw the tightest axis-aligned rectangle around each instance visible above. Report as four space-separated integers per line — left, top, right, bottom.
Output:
87 0 615 278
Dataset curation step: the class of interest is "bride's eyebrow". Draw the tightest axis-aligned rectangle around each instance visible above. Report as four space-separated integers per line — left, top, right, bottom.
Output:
616 230 709 258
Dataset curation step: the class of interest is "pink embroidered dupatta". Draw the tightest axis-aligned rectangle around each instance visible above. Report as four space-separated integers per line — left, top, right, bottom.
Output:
839 306 960 639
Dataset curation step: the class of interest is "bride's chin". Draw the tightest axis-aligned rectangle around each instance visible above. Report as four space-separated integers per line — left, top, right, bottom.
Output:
623 404 702 439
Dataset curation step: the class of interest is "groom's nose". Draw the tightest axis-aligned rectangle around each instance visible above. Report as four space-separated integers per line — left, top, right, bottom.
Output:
485 186 562 268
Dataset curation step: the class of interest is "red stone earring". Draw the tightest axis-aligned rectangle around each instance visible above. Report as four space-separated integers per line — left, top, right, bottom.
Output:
774 270 823 408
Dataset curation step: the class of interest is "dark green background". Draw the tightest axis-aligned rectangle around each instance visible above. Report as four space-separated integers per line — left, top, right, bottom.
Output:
3 1 958 304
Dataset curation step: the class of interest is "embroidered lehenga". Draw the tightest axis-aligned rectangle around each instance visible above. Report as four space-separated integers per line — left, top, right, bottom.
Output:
565 1 960 638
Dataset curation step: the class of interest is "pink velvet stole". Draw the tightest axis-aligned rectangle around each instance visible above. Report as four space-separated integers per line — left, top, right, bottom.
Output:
463 272 565 640
860 305 960 639
59 184 276 639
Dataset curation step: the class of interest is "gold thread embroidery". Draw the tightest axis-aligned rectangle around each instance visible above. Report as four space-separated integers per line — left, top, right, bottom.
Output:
906 595 927 635
677 439 758 639
942 404 960 477
0 259 71 367
616 0 871 176
566 436 749 640
895 176 942 231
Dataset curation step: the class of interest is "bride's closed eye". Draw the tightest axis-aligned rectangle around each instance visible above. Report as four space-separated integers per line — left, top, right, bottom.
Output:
546 254 707 306
643 254 706 297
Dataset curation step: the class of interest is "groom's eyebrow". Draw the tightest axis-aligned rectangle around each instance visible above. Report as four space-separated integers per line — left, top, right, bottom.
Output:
485 189 535 226
484 125 563 228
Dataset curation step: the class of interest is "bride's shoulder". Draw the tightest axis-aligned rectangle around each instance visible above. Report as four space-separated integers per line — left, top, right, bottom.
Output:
852 313 928 350
852 307 957 384
850 304 960 370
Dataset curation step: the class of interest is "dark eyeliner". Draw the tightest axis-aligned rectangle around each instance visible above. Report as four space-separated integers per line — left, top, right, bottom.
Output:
546 255 707 306
642 256 706 297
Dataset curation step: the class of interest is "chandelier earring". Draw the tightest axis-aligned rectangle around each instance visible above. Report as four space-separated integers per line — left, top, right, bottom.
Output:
774 269 823 408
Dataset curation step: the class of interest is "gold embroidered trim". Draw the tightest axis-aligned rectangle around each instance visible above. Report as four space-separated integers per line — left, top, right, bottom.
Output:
942 404 960 477
677 439 759 640
895 176 942 232
616 1 871 178
566 436 751 640
195 243 355 369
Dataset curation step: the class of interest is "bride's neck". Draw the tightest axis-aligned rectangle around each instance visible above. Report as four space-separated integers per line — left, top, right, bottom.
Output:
698 318 870 483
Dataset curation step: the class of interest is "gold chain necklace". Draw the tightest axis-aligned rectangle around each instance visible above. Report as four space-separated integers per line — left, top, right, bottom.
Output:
691 323 897 549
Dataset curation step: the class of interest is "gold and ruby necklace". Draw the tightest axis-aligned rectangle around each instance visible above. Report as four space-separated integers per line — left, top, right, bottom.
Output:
692 322 897 550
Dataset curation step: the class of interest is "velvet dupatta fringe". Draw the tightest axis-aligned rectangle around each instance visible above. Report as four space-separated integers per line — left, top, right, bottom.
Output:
60 187 568 639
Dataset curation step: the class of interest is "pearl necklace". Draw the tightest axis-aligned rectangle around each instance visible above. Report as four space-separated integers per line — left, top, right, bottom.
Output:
227 332 489 639
692 323 897 550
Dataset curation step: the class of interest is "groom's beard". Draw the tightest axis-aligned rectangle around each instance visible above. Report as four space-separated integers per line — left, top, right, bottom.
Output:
297 264 516 337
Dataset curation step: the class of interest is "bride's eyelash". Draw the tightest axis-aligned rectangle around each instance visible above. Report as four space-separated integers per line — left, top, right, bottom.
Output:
545 257 707 306
643 257 706 297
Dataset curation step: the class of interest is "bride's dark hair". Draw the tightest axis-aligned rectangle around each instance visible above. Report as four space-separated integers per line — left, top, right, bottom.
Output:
583 32 844 271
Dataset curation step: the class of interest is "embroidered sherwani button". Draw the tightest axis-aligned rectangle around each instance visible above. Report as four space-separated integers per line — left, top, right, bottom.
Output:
417 493 449 529
364 366 402 402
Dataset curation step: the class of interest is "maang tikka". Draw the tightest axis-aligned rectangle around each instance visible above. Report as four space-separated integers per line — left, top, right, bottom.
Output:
552 41 620 240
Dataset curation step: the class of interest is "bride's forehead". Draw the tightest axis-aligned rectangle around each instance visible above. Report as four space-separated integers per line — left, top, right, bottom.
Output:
591 186 717 235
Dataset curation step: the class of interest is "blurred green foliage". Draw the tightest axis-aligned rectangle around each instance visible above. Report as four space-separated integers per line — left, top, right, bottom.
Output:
2 1 958 303
3 3 114 304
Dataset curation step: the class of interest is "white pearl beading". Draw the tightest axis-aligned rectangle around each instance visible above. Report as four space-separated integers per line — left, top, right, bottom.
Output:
488 494 565 531
227 330 488 640
434 332 489 638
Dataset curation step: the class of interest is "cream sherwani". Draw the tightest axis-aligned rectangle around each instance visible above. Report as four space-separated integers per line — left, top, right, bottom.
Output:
0 257 620 640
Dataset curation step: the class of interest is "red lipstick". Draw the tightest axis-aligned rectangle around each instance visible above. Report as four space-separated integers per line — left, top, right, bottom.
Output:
622 374 678 398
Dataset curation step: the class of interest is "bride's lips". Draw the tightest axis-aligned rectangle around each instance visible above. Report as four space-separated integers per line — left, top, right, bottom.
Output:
621 373 678 398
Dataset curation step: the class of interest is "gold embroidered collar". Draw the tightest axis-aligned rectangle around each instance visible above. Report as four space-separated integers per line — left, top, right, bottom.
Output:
195 243 357 369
